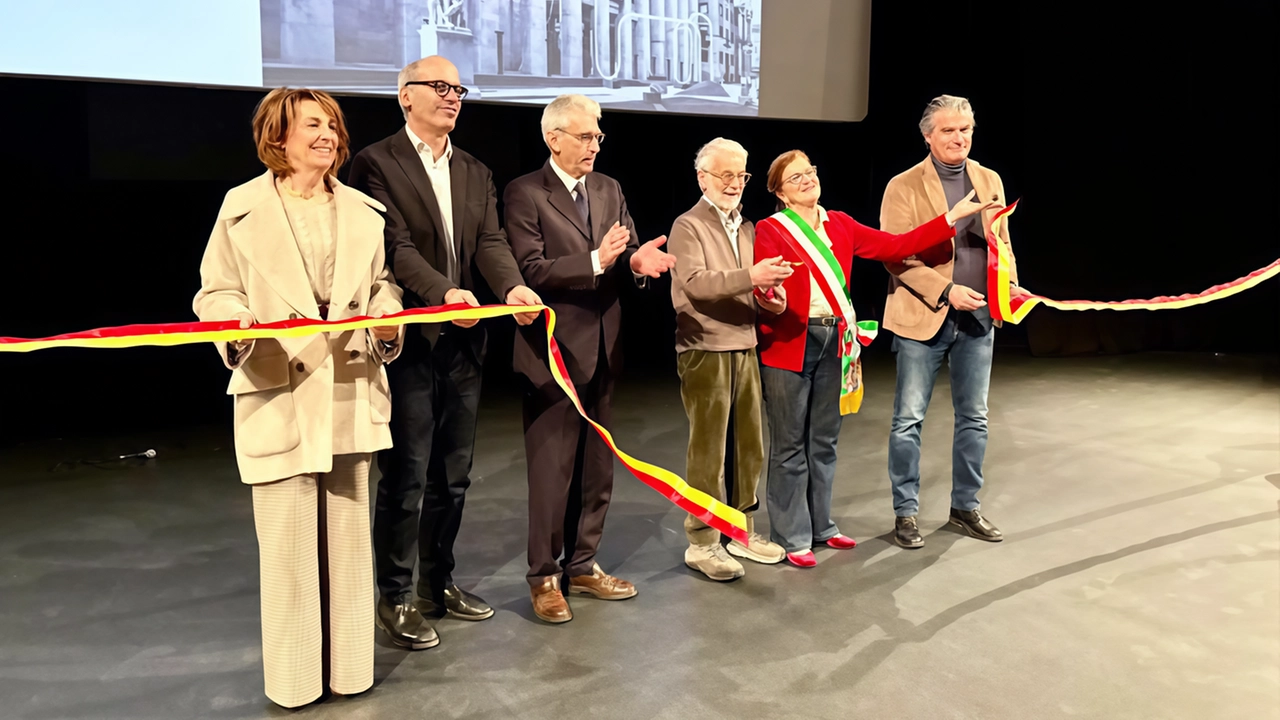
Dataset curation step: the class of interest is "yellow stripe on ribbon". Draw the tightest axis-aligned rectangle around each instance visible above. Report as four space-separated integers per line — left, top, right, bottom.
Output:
986 202 1280 324
0 304 749 543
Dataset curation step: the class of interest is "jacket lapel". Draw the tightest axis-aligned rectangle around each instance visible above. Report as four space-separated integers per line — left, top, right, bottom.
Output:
965 160 999 238
542 161 591 242
920 156 949 220
391 130 450 245
329 180 379 318
450 152 468 263
226 171 318 318
737 217 753 271
587 172 608 247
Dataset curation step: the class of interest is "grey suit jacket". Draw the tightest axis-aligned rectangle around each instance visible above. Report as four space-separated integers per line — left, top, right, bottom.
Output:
503 160 641 388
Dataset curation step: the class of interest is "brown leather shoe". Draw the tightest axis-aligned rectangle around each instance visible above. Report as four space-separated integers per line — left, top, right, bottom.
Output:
530 576 572 624
567 563 637 600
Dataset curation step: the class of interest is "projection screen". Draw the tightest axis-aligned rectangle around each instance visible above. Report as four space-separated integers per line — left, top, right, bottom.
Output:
0 0 869 121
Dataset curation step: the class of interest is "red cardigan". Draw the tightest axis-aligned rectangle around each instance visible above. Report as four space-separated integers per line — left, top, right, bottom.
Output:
754 210 955 372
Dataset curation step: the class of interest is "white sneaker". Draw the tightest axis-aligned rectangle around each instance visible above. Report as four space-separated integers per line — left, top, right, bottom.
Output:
727 533 786 565
684 543 745 581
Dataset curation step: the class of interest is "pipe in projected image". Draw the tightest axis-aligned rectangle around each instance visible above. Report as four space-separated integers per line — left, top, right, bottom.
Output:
593 12 714 85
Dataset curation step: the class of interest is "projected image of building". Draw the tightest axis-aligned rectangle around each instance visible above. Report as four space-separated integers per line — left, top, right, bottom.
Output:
261 0 762 116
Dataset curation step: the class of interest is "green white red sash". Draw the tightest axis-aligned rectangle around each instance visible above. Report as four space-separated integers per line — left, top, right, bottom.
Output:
771 209 878 414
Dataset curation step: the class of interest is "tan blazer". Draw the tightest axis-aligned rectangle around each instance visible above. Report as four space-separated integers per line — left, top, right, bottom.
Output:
668 199 757 353
193 171 405 484
881 156 1018 342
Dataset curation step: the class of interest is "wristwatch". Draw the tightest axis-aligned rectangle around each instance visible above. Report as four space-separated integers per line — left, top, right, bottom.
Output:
939 282 954 307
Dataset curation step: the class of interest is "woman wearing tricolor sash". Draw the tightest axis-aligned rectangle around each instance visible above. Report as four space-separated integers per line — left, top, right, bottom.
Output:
755 150 997 567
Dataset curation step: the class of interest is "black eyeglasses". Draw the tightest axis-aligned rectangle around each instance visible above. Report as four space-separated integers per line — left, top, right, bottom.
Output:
404 80 469 100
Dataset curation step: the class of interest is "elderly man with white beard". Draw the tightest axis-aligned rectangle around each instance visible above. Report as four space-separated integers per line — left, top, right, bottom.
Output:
667 138 794 581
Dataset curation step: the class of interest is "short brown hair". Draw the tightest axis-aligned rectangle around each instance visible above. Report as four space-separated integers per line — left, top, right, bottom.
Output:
766 149 810 194
766 149 810 210
251 87 350 177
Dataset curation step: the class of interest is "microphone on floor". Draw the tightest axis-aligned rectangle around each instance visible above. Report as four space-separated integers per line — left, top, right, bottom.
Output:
118 449 157 460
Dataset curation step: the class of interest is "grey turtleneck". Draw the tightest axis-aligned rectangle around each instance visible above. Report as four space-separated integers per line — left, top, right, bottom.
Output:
932 155 991 330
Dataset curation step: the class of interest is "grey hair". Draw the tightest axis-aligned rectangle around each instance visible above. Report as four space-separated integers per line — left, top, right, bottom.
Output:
694 137 748 172
540 94 602 147
396 59 427 120
919 94 976 135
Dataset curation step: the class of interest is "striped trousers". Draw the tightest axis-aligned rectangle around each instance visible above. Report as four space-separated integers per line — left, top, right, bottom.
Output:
251 453 374 708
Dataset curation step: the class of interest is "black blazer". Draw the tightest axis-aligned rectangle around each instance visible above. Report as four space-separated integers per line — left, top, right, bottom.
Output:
348 129 523 349
503 160 642 388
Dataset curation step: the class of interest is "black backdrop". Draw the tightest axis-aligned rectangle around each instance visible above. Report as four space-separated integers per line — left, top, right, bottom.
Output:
1 1 1275 441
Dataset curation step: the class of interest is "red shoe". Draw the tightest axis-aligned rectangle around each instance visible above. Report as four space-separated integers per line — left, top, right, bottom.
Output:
823 534 858 550
785 550 817 568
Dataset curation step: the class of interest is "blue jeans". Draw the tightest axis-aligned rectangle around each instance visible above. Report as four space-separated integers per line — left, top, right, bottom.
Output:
760 324 843 552
888 311 994 517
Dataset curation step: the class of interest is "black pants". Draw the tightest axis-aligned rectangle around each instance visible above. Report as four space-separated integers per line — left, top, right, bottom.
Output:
522 340 615 586
374 331 482 603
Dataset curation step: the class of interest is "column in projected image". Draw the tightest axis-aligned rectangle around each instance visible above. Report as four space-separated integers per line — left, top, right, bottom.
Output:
260 0 759 115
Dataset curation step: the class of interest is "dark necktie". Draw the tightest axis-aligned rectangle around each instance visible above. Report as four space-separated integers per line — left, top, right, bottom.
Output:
573 181 588 225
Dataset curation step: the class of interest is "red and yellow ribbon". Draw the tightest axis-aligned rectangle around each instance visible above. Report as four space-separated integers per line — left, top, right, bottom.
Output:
0 305 749 544
987 201 1280 324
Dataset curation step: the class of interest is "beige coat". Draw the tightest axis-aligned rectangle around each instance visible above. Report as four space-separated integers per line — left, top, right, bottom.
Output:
194 171 404 484
669 199 758 353
880 156 1018 341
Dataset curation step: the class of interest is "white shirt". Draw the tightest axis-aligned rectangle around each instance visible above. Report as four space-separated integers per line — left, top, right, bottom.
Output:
702 195 743 265
405 125 455 274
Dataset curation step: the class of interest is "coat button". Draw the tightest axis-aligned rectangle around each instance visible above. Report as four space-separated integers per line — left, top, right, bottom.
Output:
348 300 359 310
288 313 298 320
349 350 359 359
295 362 305 373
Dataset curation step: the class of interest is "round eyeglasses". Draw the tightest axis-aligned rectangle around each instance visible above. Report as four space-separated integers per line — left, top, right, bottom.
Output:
404 80 469 100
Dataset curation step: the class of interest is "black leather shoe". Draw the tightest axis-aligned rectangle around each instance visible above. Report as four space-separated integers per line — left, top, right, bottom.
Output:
376 597 440 650
895 516 924 548
949 507 1004 542
418 585 495 622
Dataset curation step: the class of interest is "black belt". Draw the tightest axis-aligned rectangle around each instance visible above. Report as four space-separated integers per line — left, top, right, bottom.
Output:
808 316 839 326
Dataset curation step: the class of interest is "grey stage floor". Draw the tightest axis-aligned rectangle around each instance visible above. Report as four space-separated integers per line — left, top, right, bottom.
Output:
0 352 1277 720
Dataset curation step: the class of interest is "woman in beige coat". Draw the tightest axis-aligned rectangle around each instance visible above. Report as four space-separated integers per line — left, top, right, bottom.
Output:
193 87 404 708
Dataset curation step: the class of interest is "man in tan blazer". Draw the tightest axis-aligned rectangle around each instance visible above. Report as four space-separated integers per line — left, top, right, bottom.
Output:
880 94 1017 549
668 138 791 581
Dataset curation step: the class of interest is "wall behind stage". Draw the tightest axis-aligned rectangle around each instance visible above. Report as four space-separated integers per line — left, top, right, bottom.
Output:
0 0 1275 442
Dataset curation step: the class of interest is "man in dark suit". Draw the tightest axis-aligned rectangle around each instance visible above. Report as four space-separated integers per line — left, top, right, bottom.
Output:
348 56 541 650
503 94 677 624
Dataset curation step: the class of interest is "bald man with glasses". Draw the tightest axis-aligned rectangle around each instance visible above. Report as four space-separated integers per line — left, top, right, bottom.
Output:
349 55 541 650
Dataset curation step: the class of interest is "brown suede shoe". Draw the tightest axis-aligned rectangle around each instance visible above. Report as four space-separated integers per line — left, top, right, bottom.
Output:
531 576 572 624
567 563 637 600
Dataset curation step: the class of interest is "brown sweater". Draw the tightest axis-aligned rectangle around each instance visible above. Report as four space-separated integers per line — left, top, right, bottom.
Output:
668 199 759 354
